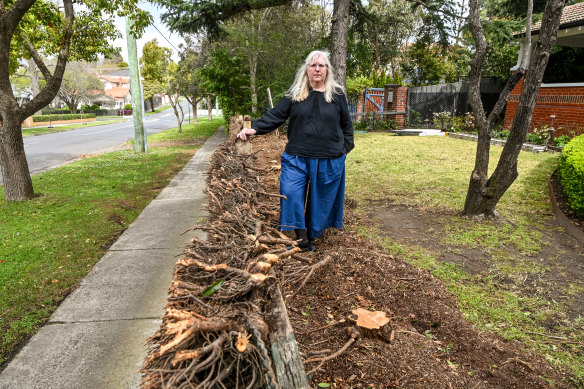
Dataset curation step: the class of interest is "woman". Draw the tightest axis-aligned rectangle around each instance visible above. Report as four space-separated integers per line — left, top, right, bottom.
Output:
237 50 354 251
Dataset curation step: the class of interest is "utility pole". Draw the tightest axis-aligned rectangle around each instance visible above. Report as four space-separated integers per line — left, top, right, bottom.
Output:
125 17 146 152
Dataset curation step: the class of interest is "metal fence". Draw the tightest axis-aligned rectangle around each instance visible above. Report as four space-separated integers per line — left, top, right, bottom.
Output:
406 77 504 126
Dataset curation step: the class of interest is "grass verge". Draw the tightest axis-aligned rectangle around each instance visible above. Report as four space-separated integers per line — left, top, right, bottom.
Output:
0 117 222 368
346 132 583 384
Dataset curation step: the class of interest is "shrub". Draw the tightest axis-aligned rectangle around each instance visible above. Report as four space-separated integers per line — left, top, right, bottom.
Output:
493 129 510 140
32 113 96 122
124 103 133 110
526 125 551 145
558 134 584 218
354 113 396 132
432 111 452 130
408 110 422 127
554 135 572 148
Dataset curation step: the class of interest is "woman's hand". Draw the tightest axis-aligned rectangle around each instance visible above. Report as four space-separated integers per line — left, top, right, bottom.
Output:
237 128 257 141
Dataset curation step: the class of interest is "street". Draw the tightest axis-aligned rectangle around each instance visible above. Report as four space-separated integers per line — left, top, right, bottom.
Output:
0 102 208 184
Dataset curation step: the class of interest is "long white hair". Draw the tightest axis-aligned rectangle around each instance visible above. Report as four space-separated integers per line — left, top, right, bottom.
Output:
286 50 345 103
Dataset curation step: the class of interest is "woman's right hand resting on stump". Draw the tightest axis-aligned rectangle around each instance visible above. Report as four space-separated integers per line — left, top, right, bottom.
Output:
237 128 256 141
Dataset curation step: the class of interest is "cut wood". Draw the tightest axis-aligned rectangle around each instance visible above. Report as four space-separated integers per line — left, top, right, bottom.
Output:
265 277 310 389
352 308 390 330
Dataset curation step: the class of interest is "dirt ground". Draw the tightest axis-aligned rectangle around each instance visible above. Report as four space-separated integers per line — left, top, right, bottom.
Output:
254 133 581 388
142 131 582 388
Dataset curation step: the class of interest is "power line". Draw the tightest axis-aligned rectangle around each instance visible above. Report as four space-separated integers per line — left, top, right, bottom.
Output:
152 23 180 53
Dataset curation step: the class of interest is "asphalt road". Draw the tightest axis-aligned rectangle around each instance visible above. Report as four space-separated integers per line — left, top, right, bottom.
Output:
0 102 211 184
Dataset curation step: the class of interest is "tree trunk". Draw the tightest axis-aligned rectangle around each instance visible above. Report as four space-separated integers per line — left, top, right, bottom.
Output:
186 97 198 124
207 95 213 120
462 0 565 216
28 59 42 116
330 0 350 90
249 54 258 114
0 122 35 201
169 94 182 133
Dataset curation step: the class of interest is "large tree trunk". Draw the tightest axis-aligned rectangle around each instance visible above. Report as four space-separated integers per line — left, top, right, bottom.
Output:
330 0 350 90
0 0 74 201
0 121 34 201
462 0 565 216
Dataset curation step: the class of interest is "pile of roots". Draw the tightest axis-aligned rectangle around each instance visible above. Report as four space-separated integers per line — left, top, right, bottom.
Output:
141 130 320 388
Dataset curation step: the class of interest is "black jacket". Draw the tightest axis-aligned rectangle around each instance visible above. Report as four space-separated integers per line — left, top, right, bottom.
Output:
252 89 354 158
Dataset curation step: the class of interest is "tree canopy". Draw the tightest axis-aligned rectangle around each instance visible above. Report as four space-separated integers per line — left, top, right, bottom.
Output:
1 0 151 201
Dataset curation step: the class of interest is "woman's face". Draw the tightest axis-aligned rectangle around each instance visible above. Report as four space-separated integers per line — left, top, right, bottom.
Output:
306 55 327 88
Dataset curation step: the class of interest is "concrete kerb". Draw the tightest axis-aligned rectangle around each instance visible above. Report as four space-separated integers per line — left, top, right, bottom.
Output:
0 126 227 389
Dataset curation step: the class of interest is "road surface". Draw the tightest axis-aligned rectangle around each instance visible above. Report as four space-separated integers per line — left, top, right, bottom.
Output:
0 103 215 184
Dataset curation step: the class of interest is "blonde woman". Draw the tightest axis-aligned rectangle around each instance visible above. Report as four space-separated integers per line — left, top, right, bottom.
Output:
237 50 354 251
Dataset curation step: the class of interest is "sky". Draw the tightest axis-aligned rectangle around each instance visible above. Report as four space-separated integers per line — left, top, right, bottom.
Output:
111 2 185 63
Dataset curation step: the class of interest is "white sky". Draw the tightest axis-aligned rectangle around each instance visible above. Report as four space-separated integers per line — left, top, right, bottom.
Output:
111 2 185 63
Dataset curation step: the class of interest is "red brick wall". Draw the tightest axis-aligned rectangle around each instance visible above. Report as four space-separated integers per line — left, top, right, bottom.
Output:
355 86 409 129
503 78 584 137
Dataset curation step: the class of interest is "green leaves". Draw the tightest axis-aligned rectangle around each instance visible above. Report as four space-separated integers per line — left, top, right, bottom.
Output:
140 39 173 85
201 280 224 297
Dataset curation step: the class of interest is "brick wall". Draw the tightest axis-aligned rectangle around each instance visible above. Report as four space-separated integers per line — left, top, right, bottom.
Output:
503 77 584 137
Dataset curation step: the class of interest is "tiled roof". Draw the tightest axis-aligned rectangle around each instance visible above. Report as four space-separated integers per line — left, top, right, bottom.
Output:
105 87 130 99
517 2 584 35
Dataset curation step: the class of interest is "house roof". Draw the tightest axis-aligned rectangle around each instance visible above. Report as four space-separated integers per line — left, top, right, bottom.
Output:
105 87 130 99
106 69 131 77
516 2 584 36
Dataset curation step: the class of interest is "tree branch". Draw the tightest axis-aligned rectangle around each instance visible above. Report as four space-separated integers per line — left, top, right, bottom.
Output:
1 0 38 37
407 0 465 20
21 0 75 118
21 35 52 81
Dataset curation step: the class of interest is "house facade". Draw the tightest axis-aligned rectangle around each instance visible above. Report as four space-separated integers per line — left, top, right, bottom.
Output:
96 70 132 109
503 2 584 137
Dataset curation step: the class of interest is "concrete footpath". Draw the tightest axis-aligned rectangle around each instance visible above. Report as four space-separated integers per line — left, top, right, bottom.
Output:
0 128 226 389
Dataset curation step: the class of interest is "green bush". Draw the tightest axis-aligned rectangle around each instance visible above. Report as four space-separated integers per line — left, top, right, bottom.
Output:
493 129 510 140
354 112 396 132
32 113 96 122
558 134 584 218
553 135 572 148
526 125 551 145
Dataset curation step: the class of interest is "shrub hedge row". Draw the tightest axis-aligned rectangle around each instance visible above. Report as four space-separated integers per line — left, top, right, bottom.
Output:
559 134 584 218
32 113 97 122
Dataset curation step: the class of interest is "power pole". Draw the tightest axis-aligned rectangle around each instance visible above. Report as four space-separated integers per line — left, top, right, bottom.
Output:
125 17 146 152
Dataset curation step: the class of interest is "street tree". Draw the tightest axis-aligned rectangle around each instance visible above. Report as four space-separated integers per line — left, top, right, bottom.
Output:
142 79 166 112
166 62 185 132
58 64 105 114
140 38 172 85
0 0 150 201
198 47 251 121
462 0 565 216
175 36 211 124
140 39 172 112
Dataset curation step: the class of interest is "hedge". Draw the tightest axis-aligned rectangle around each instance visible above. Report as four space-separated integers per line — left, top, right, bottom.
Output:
558 134 584 218
32 113 97 122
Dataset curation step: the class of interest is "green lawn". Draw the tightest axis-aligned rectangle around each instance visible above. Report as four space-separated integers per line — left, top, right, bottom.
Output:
346 133 583 384
0 117 222 367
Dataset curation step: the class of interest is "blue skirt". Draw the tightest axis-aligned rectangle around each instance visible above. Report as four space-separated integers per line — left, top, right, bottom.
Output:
279 152 346 239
